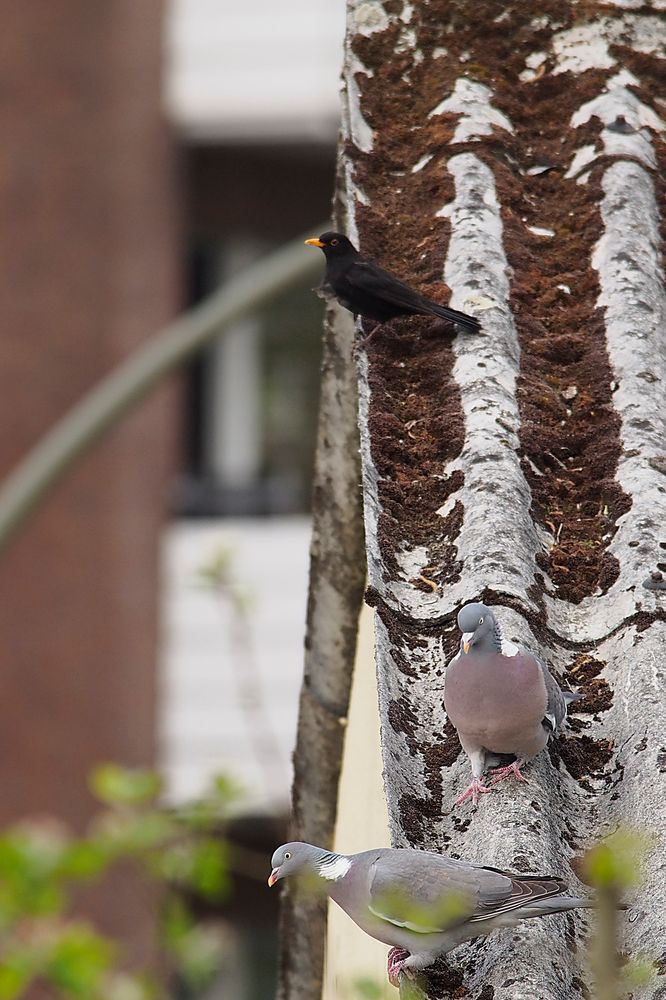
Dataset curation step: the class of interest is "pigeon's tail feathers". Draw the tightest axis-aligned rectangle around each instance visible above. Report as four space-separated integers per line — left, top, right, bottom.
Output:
563 691 584 707
518 894 593 918
426 302 481 333
470 871 570 924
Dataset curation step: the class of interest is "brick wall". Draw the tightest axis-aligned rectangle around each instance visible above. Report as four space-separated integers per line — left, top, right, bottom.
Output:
0 0 179 966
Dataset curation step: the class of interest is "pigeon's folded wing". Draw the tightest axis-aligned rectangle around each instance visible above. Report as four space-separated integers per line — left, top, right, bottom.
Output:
497 640 571 734
538 659 568 731
466 866 568 923
367 853 503 933
367 852 568 932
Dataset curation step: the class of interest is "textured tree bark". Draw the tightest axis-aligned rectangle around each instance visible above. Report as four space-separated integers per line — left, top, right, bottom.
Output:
276 179 367 998
340 3 666 998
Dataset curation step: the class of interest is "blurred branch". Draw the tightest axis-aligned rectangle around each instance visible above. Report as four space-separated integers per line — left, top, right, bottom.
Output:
0 227 325 553
583 830 651 1000
593 879 622 1000
198 544 288 804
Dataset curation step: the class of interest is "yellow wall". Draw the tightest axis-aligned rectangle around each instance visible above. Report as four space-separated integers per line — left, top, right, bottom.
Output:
322 604 393 1000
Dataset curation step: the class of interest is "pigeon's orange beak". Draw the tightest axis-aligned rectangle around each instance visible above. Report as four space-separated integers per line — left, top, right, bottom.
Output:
463 641 470 654
268 869 279 887
304 237 325 248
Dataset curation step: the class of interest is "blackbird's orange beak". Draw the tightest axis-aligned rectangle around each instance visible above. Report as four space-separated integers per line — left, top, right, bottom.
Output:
304 238 325 248
268 869 279 887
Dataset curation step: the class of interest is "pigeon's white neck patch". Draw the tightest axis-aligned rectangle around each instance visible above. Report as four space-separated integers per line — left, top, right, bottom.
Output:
494 620 519 657
317 854 352 881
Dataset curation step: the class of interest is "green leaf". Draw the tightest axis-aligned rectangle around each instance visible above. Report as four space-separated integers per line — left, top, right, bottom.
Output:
196 546 235 588
91 809 176 867
623 958 654 988
583 829 651 889
211 773 243 805
0 946 41 1000
353 977 384 999
372 885 470 932
169 924 223 991
45 924 114 997
154 838 229 901
57 841 111 882
104 971 158 1000
90 766 162 807
189 839 230 901
0 828 67 921
161 895 192 950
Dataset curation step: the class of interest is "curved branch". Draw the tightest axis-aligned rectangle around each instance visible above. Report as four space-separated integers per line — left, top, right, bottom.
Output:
0 228 324 551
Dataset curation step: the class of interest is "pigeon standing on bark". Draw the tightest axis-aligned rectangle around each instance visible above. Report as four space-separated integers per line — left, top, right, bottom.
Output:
304 232 481 333
268 842 590 986
444 602 580 807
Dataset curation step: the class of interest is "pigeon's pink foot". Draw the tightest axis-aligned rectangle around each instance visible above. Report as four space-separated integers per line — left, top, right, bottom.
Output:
387 947 412 988
454 776 493 808
489 759 528 785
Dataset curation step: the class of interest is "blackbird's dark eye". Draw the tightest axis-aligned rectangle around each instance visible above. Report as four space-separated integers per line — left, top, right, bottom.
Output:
285 852 291 860
330 238 339 246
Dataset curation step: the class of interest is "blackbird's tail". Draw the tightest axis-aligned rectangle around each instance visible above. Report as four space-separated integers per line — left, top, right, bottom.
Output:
427 301 481 333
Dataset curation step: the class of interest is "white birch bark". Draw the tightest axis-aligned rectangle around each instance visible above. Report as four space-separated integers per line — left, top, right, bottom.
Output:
340 3 666 997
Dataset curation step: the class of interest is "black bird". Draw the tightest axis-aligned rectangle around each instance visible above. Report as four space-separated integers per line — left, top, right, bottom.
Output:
304 231 480 334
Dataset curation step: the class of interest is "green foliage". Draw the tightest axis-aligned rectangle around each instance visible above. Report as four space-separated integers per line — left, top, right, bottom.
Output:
582 828 650 891
162 898 224 991
372 885 469 933
352 977 384 999
44 925 114 997
0 766 242 999
176 774 245 832
582 828 655 1000
90 764 162 807
196 544 254 613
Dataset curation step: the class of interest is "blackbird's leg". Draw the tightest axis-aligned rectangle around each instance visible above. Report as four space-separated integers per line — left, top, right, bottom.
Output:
357 318 382 345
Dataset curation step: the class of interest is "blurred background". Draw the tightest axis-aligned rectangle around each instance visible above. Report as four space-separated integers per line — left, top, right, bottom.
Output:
0 2 345 997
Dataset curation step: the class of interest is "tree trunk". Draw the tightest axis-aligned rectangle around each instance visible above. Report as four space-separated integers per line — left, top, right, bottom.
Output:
341 3 666 997
276 175 367 1000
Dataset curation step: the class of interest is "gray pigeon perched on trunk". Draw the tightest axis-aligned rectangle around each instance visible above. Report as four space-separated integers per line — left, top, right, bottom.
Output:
444 602 580 807
268 842 590 985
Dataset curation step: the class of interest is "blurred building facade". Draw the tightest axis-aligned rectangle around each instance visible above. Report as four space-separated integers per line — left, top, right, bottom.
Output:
158 0 345 816
0 2 344 996
0 0 178 966
160 8 345 996
165 0 345 516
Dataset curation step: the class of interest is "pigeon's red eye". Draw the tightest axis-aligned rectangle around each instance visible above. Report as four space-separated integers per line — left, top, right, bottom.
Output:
330 238 339 246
